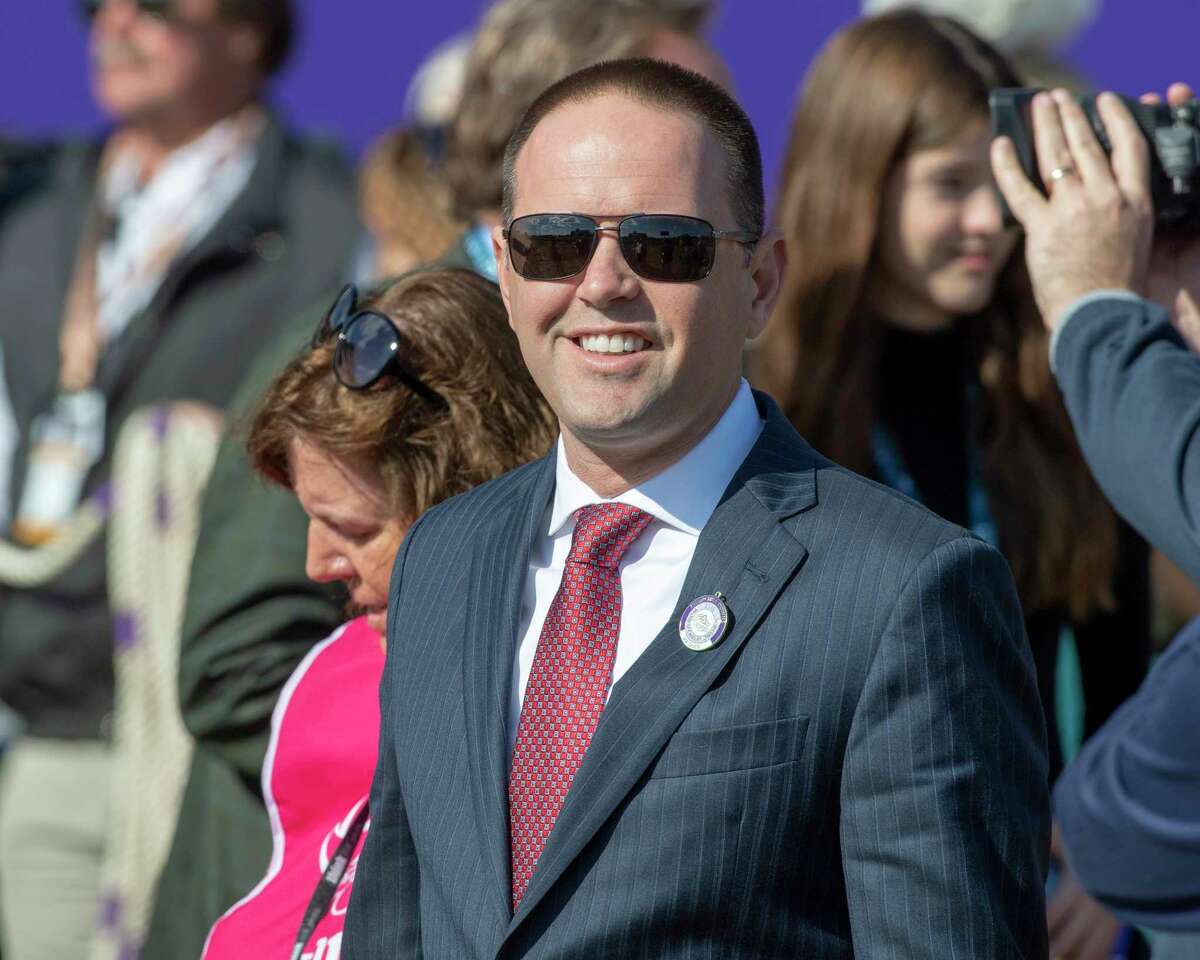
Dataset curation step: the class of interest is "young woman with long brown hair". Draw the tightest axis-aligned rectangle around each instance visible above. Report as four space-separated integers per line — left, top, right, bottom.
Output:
756 11 1150 958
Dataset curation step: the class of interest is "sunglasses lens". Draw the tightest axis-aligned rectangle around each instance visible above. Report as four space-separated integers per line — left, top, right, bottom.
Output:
312 284 357 346
507 214 596 281
334 313 395 389
620 215 716 282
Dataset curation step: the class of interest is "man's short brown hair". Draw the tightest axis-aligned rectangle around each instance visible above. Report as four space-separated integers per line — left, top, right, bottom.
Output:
501 57 764 237
218 0 294 75
247 268 556 518
445 0 715 218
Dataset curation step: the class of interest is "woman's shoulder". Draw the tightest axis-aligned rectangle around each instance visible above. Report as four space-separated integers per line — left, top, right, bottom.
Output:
277 618 384 711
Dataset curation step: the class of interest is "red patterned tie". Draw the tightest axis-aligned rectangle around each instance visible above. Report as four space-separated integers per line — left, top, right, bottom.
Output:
508 502 654 910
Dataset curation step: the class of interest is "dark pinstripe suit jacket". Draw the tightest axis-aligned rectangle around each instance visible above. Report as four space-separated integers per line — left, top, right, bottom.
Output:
344 392 1050 959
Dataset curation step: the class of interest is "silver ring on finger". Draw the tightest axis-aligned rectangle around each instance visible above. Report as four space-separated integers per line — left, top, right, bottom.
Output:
1049 164 1077 183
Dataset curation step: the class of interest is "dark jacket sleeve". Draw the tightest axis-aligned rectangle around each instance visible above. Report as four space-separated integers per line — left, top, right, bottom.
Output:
1053 295 1200 584
1053 616 1200 930
177 303 342 781
841 536 1050 959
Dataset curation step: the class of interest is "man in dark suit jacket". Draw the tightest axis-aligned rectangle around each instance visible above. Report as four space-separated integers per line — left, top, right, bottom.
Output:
346 58 1049 959
145 5 734 955
992 83 1200 934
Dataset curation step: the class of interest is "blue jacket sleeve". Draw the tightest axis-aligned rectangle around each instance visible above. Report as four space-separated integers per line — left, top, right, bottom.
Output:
1052 295 1200 584
1053 616 1200 930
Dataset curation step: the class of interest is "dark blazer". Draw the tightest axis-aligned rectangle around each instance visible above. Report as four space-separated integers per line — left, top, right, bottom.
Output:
0 114 359 740
1051 294 1200 930
345 392 1050 960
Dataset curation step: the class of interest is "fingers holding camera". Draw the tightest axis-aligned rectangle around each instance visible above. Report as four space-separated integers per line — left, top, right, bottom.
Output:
990 135 1046 222
991 88 1155 331
1032 91 1079 189
1095 92 1152 210
1056 90 1120 189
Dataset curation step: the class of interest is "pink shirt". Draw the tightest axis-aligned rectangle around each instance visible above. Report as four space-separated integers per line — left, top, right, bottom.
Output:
202 616 385 960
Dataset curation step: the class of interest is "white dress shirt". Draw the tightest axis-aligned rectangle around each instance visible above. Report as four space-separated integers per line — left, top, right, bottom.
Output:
96 110 260 341
508 379 764 751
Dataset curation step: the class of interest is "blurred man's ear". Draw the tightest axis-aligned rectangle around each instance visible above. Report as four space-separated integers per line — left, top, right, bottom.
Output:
226 23 265 72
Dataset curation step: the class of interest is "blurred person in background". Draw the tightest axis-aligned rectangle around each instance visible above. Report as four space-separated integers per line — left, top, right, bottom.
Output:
866 0 1200 646
753 11 1150 959
443 0 730 280
143 1 734 955
201 268 554 960
0 0 357 956
356 130 464 280
992 80 1200 954
862 0 1099 88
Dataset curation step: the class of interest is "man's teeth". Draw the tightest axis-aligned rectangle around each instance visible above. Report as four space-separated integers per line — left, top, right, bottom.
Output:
578 334 649 354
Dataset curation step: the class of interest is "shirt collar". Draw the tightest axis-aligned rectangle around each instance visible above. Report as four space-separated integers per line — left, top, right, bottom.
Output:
548 379 763 538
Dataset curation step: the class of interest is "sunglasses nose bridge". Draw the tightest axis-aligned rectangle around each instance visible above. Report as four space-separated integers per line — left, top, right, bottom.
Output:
584 223 636 280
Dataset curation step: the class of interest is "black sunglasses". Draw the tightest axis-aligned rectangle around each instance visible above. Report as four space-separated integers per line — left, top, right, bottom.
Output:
79 0 173 19
502 213 759 283
311 285 447 405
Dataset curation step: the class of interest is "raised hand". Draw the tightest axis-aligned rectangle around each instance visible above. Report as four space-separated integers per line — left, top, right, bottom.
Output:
990 89 1154 330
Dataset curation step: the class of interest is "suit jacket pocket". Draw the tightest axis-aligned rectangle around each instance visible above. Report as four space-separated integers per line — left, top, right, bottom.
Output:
648 714 810 780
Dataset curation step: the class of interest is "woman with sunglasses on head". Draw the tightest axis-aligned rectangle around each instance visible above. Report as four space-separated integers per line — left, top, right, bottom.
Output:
754 11 1151 960
199 268 555 960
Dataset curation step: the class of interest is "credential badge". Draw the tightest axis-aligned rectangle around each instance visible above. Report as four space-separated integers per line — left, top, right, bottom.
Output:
678 593 729 652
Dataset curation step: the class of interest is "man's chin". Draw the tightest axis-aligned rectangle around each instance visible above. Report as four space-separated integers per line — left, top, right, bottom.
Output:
555 389 658 440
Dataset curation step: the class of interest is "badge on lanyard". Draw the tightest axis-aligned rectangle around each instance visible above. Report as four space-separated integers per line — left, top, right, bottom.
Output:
12 389 106 545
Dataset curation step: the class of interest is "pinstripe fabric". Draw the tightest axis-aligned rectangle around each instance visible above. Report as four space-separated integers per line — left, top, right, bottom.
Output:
343 391 1050 960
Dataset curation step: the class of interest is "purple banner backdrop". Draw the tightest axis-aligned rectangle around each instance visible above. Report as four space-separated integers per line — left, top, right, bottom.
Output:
1 1 1195 202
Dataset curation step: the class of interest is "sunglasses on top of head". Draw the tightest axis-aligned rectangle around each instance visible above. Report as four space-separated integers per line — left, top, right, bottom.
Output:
311 284 447 407
502 213 759 283
79 0 174 20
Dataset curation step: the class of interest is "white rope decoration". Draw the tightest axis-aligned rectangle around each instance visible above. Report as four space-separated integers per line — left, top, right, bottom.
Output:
88 402 221 960
0 497 107 587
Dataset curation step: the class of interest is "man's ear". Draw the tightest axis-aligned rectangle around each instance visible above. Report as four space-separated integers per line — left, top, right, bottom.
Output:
746 229 787 341
226 23 264 70
492 224 515 330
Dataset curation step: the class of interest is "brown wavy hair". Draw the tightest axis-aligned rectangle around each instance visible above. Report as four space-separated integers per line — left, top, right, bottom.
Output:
754 10 1116 618
248 268 557 518
445 0 715 218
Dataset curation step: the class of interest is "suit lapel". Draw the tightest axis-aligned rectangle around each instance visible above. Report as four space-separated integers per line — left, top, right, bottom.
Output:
462 455 556 926
506 397 820 934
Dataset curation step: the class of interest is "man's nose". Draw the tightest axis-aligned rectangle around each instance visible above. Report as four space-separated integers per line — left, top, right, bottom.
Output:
577 230 640 309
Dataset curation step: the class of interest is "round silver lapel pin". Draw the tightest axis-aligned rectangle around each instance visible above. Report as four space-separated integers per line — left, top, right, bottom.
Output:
678 592 730 652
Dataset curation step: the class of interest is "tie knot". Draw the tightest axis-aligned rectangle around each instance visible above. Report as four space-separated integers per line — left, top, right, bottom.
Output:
567 503 654 569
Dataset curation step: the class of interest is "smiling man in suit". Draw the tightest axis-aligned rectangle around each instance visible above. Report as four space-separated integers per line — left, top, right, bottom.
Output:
345 58 1049 959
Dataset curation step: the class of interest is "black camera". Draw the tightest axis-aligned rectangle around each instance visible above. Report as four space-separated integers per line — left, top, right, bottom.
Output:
989 87 1200 231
